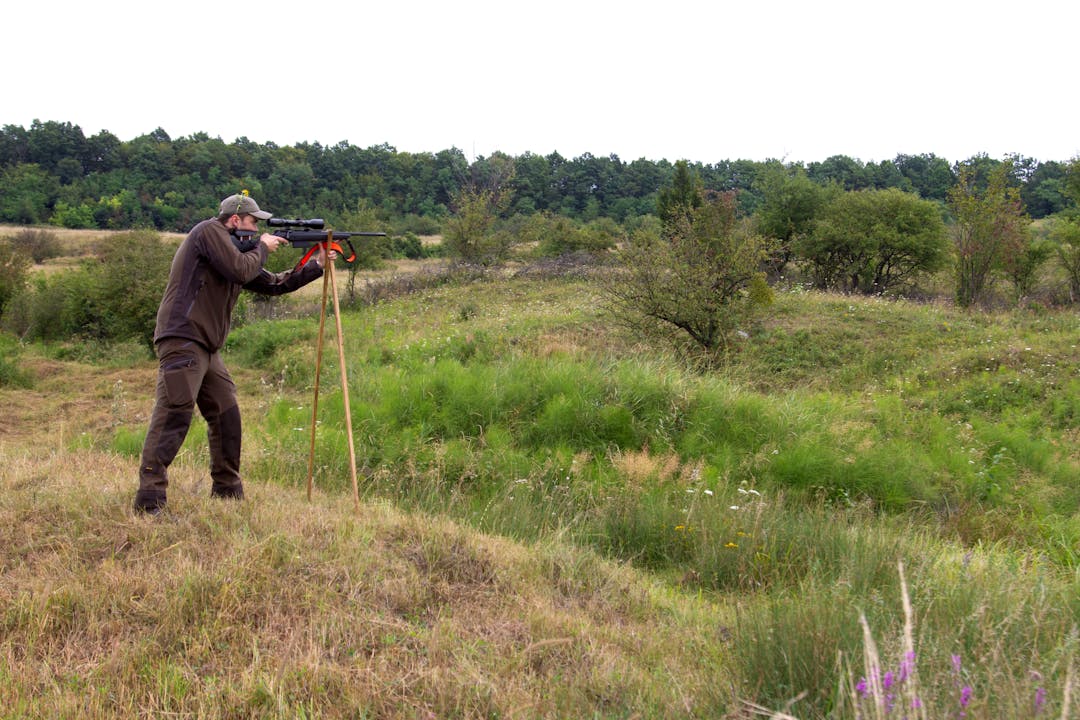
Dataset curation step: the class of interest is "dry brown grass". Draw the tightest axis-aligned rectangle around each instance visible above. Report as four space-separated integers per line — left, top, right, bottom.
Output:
0 444 734 717
1 223 185 252
0 357 155 444
609 448 685 489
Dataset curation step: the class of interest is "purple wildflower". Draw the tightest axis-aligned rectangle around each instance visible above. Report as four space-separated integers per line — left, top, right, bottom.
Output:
898 651 916 682
957 685 973 718
855 677 869 697
1034 686 1047 715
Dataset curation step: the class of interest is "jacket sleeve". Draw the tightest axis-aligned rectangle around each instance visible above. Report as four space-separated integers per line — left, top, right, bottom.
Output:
198 224 269 284
242 260 324 296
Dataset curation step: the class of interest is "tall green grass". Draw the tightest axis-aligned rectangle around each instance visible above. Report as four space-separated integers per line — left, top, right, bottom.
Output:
253 349 1074 539
0 334 31 388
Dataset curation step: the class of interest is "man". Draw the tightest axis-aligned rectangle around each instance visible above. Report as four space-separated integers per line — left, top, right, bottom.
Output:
133 192 328 514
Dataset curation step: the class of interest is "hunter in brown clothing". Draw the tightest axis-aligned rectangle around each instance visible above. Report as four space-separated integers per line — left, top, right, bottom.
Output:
134 193 327 514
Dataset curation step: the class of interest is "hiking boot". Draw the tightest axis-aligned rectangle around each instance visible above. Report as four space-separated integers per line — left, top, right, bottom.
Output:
134 503 165 517
134 486 166 515
211 485 244 501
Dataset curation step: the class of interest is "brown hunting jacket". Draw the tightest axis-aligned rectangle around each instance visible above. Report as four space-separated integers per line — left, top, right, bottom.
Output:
153 217 322 352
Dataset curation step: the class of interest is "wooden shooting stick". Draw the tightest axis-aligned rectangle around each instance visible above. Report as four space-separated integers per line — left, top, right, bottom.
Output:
305 232 361 511
305 254 329 500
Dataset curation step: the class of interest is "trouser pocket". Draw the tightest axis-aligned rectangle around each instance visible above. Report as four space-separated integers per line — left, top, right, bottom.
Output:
161 354 198 407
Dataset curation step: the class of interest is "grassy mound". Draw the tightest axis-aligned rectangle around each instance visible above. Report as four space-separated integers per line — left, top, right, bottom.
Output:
0 446 730 718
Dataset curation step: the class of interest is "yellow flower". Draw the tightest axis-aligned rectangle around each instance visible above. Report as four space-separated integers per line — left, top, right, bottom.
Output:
725 542 738 549
675 525 686 532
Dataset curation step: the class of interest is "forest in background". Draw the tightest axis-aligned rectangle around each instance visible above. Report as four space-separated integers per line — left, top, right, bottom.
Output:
1 119 1075 232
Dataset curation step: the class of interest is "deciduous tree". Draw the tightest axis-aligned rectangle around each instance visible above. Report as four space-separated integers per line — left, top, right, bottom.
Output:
753 163 833 276
894 153 955 201
604 191 772 356
1049 215 1080 301
443 186 512 265
948 160 1028 307
0 237 31 320
798 188 947 293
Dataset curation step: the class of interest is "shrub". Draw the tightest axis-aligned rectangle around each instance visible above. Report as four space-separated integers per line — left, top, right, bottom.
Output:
1049 215 1080 301
0 237 31 319
443 187 512 265
603 191 773 355
1002 235 1054 301
518 212 621 257
4 227 63 263
50 201 97 229
949 160 1028 307
391 232 424 260
394 213 442 236
5 230 174 346
797 188 947 293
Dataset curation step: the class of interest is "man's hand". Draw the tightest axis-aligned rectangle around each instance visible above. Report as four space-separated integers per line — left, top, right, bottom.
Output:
260 234 286 252
315 246 339 268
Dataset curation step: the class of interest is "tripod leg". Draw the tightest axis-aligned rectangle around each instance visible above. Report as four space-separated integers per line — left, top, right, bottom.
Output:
307 248 332 501
326 258 361 512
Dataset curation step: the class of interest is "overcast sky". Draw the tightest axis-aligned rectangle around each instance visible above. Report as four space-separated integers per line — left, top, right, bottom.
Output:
4 0 1077 165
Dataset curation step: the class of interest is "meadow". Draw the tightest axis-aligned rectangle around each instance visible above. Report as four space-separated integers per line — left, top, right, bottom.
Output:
1 253 1078 718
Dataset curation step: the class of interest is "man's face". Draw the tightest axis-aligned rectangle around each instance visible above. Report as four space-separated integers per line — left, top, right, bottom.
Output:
232 214 260 232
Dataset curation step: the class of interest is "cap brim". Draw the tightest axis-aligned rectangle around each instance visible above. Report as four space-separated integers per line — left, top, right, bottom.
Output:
251 210 272 220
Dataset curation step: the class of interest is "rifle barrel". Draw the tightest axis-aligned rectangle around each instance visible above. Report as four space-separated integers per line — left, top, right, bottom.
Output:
274 230 387 246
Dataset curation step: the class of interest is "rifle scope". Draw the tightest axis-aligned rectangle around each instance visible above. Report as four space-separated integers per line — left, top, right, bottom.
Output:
268 217 325 229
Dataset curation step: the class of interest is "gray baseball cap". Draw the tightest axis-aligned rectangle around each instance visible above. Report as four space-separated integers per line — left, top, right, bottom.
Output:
220 193 272 220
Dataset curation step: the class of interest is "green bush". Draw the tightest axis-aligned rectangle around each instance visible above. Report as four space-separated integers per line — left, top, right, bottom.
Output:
4 230 175 346
797 188 947 293
1002 235 1054 300
16 228 64 263
394 213 442 237
1049 214 1080 300
390 232 431 260
50 201 97 229
0 237 32 319
604 193 774 355
517 212 621 257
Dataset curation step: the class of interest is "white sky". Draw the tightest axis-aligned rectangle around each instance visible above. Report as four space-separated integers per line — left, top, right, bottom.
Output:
4 0 1078 165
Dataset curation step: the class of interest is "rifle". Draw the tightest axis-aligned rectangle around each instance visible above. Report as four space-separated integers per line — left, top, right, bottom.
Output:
231 217 386 270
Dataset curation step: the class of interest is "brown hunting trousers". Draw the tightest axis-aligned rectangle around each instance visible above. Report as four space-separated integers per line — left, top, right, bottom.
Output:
133 338 243 511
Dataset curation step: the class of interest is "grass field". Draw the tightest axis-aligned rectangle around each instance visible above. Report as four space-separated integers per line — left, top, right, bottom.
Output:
1 255 1077 718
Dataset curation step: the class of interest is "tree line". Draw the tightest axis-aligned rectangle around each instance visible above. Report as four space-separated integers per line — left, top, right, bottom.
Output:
3 119 1080 359
1 119 1075 232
